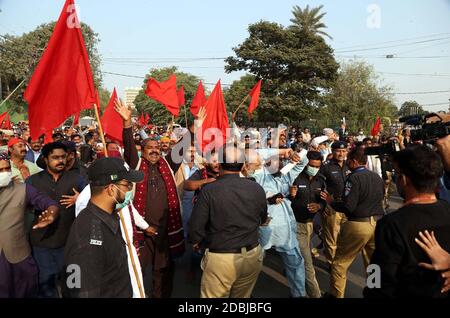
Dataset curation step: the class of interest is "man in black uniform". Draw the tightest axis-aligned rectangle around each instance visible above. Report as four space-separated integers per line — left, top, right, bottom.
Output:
321 147 384 298
319 141 351 267
290 151 326 298
63 157 144 298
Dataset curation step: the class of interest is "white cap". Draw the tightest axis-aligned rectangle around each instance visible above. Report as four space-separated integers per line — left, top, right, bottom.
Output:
323 128 334 136
311 135 329 148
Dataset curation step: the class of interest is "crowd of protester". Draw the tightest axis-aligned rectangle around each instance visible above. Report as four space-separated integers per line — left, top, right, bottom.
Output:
0 104 449 298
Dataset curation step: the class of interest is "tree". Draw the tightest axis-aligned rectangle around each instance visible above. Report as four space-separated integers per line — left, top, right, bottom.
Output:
224 74 257 121
0 22 102 114
322 60 398 132
133 67 203 126
225 16 338 124
398 100 426 118
289 5 332 39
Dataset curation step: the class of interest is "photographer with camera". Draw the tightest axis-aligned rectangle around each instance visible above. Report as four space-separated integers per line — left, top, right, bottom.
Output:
363 144 450 298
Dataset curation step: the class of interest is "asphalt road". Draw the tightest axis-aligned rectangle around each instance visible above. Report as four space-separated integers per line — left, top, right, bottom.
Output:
145 196 404 298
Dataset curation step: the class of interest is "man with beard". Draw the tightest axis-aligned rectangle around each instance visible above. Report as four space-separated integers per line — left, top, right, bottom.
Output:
115 99 203 298
26 142 87 298
184 151 220 198
25 138 43 164
8 138 41 182
159 136 171 157
243 147 309 298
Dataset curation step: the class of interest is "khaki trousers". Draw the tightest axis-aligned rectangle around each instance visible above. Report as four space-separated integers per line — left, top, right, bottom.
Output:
330 218 377 298
296 222 322 298
321 207 347 265
200 245 263 298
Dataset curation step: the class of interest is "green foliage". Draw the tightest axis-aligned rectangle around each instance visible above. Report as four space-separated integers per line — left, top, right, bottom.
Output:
133 66 203 126
321 60 398 132
225 14 339 124
398 100 426 118
224 74 257 119
0 22 102 114
290 4 332 39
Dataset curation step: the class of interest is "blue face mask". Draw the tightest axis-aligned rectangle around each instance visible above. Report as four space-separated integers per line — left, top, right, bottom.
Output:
114 186 133 210
138 151 142 158
306 165 320 177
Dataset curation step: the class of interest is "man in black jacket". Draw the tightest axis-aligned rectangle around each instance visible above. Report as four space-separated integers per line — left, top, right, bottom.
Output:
364 145 450 298
27 142 87 298
290 151 325 298
321 147 384 298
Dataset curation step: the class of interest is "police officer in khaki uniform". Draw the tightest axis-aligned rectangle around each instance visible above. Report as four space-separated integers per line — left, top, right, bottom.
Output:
319 141 351 267
321 147 384 298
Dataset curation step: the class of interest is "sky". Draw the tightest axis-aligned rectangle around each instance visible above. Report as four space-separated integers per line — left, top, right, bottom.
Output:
0 0 449 113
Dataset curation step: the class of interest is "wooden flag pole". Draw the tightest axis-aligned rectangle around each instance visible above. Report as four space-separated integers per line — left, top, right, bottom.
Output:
232 94 250 118
168 115 175 134
0 79 26 108
118 209 146 298
93 104 108 157
184 105 188 128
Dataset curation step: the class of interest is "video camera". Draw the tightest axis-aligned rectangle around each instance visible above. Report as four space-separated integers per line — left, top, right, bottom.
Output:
365 113 450 157
364 139 401 157
400 113 450 143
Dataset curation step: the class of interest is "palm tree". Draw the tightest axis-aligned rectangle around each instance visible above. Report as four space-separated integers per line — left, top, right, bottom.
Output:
290 4 332 39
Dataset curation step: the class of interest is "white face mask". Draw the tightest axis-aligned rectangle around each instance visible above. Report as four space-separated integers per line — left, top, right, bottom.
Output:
0 172 13 187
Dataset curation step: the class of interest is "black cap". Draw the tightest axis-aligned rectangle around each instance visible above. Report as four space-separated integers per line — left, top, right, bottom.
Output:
331 141 347 150
88 157 144 186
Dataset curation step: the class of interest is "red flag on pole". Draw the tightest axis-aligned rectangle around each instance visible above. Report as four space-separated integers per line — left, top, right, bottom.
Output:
371 117 382 137
138 113 145 126
0 112 7 127
248 80 262 115
191 81 206 117
144 113 150 125
24 0 96 139
177 85 185 106
95 90 101 115
101 88 122 143
198 80 230 152
145 75 179 117
2 114 12 130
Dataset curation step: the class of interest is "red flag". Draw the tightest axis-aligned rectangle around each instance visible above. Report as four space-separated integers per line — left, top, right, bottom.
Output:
2 114 12 130
24 0 96 139
191 81 207 117
371 117 382 137
177 85 185 106
0 112 7 127
138 113 145 126
198 80 230 152
145 75 179 117
73 113 80 126
101 88 122 143
248 80 262 115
